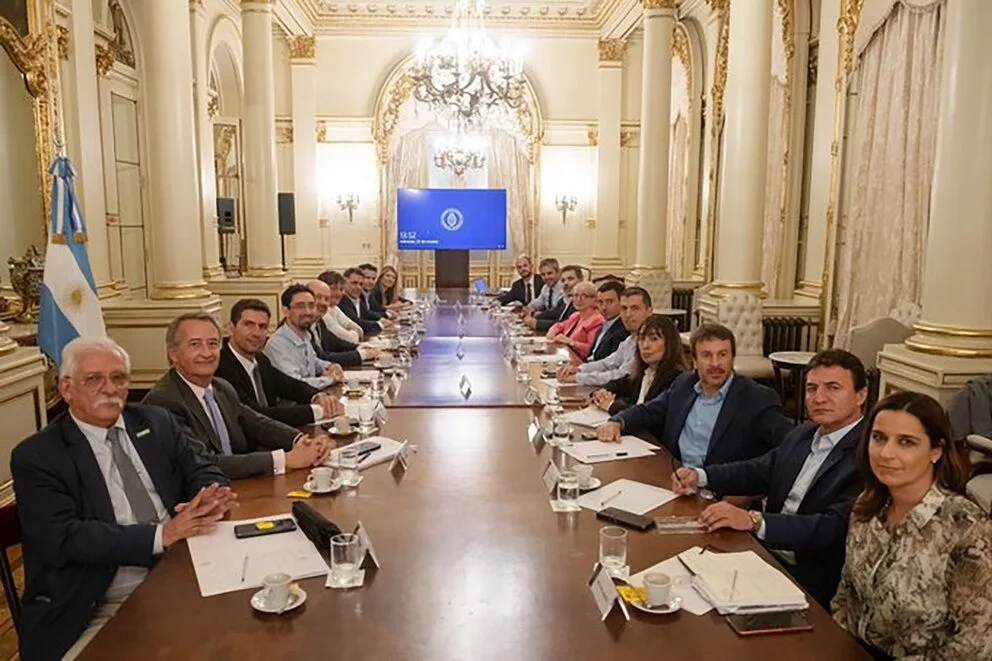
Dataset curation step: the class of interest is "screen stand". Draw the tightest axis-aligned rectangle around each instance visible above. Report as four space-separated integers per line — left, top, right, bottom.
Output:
434 250 469 289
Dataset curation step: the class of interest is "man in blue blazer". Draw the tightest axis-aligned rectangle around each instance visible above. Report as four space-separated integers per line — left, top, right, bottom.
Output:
598 323 792 466
673 349 868 609
11 338 235 660
586 280 629 362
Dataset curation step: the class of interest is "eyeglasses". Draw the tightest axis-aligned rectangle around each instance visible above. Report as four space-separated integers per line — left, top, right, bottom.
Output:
78 372 130 391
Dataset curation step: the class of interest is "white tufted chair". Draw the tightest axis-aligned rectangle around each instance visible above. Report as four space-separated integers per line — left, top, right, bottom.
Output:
888 301 922 328
847 317 914 369
716 293 774 379
680 282 717 347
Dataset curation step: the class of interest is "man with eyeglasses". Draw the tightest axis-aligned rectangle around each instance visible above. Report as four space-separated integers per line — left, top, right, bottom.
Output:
263 284 345 389
12 337 235 660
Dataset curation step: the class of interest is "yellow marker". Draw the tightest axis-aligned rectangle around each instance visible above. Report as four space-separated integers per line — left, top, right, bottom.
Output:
287 490 312 499
256 521 275 530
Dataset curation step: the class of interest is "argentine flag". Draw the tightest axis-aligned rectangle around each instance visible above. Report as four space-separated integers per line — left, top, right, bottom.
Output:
37 156 106 368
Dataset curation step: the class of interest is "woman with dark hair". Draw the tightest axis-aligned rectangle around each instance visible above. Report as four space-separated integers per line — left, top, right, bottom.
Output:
590 314 687 415
371 265 409 310
831 391 992 660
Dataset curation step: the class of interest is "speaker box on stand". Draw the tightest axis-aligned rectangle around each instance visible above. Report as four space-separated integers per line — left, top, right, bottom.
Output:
277 192 296 270
216 198 236 273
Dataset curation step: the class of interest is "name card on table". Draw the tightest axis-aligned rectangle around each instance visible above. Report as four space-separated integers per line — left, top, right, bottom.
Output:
389 440 412 473
354 521 381 569
459 374 472 399
588 562 630 622
541 460 560 493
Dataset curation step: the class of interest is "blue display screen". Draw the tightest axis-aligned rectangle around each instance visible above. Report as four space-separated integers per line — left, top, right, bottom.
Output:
397 188 507 250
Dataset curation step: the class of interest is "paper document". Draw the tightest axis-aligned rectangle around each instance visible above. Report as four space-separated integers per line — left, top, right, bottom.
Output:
561 406 611 428
561 436 659 465
576 478 677 515
628 557 713 616
676 546 807 613
342 370 382 382
326 435 404 470
187 516 328 597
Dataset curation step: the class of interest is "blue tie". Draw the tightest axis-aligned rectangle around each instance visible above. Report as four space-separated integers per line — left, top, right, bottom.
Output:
202 388 233 455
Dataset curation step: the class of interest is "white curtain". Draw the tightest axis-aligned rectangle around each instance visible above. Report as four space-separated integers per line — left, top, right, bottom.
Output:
834 1 943 346
487 129 530 257
666 116 689 277
761 79 788 295
383 126 430 263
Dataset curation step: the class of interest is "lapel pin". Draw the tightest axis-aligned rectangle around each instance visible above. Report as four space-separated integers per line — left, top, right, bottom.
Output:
135 429 151 438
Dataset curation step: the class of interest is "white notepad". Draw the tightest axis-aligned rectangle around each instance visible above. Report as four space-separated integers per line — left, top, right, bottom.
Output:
561 406 611 428
560 436 658 464
325 436 405 469
575 478 677 515
676 546 808 613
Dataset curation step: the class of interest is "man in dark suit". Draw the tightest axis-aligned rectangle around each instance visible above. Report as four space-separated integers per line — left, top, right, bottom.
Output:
143 312 329 480
339 267 393 334
673 349 868 609
358 263 395 319
306 279 377 366
216 298 344 427
498 254 544 306
12 337 235 660
587 280 629 362
528 264 583 333
599 323 792 466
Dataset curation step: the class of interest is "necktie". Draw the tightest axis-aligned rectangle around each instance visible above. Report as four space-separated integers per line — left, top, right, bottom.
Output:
558 302 572 321
252 365 269 407
525 281 532 303
106 428 160 524
202 388 234 455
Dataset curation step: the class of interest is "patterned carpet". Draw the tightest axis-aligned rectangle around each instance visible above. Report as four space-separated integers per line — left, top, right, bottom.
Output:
0 546 22 661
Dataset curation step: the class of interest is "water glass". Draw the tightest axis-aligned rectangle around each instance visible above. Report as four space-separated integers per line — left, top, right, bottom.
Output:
515 357 529 383
370 378 384 401
557 470 580 511
330 533 361 587
599 526 628 576
550 416 571 447
358 400 376 431
338 450 361 486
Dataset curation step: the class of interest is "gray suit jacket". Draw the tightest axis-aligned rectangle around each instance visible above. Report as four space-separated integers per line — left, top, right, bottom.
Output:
142 368 299 480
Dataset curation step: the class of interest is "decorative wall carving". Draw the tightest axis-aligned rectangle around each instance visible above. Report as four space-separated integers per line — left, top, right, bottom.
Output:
287 35 316 60
642 0 677 9
838 0 865 75
108 0 135 68
673 22 690 99
276 124 294 143
316 120 327 143
703 0 729 276
586 128 598 146
94 43 114 76
597 38 625 63
56 25 67 60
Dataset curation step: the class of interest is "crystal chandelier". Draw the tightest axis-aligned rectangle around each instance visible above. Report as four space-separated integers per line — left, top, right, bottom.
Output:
411 0 526 133
433 134 487 176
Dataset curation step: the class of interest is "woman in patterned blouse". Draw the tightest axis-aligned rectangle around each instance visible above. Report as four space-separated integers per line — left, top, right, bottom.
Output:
831 391 992 660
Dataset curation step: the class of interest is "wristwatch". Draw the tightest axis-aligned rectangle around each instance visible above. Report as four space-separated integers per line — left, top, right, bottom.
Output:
748 510 763 533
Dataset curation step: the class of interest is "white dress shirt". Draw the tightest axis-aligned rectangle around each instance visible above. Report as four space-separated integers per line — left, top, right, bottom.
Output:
230 345 323 421
576 334 636 386
177 372 287 475
324 306 363 344
70 413 168 601
636 367 655 405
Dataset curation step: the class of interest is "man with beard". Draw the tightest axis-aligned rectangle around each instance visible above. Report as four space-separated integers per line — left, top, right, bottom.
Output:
598 323 792 467
263 284 345 390
498 254 544 306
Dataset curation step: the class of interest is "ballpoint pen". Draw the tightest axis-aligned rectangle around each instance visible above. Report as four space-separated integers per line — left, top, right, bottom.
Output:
586 452 628 459
600 490 623 507
729 569 739 602
240 555 248 583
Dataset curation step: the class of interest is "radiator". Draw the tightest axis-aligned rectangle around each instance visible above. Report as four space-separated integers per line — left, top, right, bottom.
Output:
671 288 694 313
763 317 816 355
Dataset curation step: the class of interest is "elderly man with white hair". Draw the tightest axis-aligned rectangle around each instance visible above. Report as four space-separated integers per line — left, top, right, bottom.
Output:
11 337 235 661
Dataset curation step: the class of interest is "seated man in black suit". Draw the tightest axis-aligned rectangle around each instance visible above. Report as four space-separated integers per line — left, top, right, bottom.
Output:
498 254 544 306
587 280 629 362
673 349 868 609
598 323 792 466
143 312 329 480
216 298 344 427
358 263 395 320
12 337 235 660
306 279 379 366
526 264 583 333
339 267 394 335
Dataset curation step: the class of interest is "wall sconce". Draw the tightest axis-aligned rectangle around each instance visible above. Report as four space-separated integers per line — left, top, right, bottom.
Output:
337 193 360 223
555 195 577 225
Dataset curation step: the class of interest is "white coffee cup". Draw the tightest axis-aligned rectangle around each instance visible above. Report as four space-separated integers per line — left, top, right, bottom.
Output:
574 464 594 487
335 417 352 434
308 466 335 491
263 572 292 610
347 379 359 391
643 572 672 607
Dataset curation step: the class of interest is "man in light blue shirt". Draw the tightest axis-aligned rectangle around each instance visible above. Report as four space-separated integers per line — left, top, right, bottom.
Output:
525 257 564 313
557 286 653 386
264 284 344 390
672 349 868 608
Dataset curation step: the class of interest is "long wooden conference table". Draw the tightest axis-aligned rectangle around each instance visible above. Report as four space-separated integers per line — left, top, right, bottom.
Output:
80 293 869 660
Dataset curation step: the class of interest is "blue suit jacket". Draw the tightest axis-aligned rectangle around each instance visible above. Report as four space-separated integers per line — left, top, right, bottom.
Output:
338 296 381 334
613 371 792 466
11 405 229 661
587 318 629 362
704 420 866 609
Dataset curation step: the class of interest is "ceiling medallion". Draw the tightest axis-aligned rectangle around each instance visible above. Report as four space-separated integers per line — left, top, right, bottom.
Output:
411 0 526 133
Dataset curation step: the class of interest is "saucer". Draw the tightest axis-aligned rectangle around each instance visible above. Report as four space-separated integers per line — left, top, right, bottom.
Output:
303 479 341 494
327 425 357 437
578 477 602 491
629 596 682 616
251 586 307 614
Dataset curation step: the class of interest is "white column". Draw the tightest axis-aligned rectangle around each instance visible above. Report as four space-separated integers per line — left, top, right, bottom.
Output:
630 0 676 300
190 0 223 280
139 0 209 299
240 0 284 276
63 2 113 297
712 0 773 294
592 39 625 273
288 36 323 277
904 0 992 358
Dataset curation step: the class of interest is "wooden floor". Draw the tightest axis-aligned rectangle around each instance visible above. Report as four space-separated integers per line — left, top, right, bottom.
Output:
0 546 22 660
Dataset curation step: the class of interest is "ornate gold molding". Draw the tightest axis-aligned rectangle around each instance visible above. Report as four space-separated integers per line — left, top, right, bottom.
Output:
903 339 992 359
597 38 625 63
214 124 237 172
276 125 294 143
643 0 677 9
287 35 316 60
316 120 327 143
703 0 729 280
94 43 114 77
56 25 68 60
620 130 635 148
206 90 219 119
672 23 690 99
587 128 598 146
769 0 795 291
838 0 864 75
912 322 992 339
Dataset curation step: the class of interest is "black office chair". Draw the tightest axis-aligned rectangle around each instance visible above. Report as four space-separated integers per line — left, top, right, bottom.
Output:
0 503 21 634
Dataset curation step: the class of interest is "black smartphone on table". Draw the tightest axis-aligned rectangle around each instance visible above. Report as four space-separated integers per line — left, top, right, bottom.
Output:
727 610 813 636
596 507 656 532
233 518 297 539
